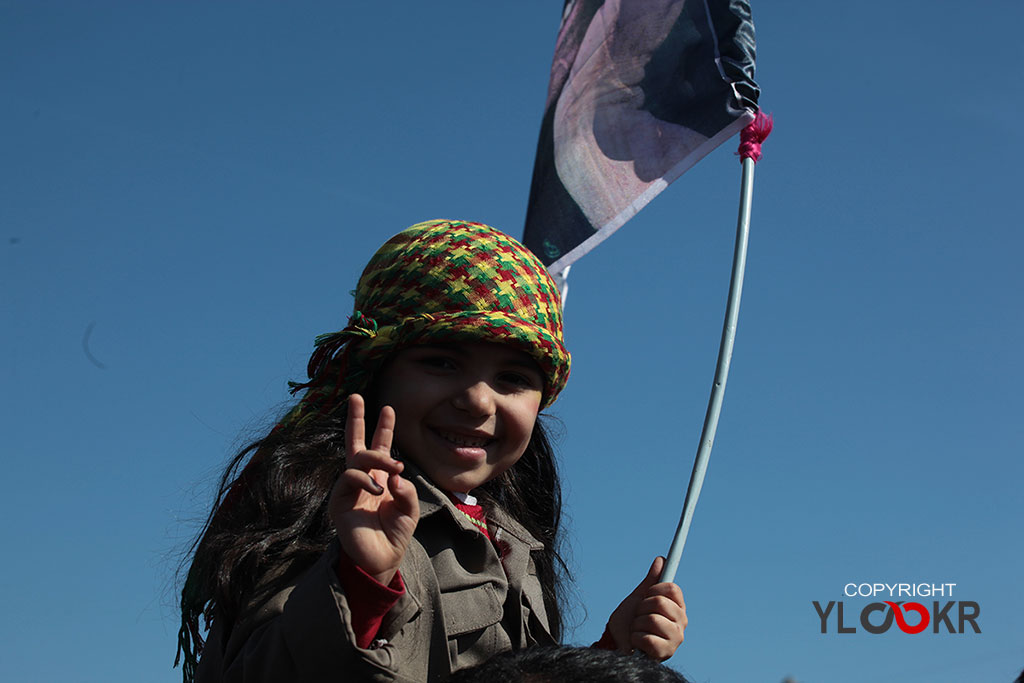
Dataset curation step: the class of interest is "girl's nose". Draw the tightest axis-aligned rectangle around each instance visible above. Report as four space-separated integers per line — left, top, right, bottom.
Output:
452 381 497 416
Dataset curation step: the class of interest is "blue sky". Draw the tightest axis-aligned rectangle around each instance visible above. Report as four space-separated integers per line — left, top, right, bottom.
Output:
2 2 1022 682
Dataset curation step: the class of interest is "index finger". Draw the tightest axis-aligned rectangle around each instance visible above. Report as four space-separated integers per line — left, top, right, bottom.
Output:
346 393 366 456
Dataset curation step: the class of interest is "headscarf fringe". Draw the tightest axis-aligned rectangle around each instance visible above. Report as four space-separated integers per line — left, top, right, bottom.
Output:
288 312 378 395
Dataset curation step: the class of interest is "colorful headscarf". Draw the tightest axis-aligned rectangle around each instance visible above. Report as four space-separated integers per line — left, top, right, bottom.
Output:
285 220 570 427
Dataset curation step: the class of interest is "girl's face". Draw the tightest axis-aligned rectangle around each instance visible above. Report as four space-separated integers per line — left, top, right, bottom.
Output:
375 341 544 493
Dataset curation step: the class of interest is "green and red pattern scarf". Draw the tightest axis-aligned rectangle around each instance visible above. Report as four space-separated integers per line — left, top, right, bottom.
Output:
285 219 571 427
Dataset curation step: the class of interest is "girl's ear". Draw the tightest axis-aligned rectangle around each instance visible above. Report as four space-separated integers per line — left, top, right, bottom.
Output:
357 362 394 438
362 351 398 412
360 379 382 421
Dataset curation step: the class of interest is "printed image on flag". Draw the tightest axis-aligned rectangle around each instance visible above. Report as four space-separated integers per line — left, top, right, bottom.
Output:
523 0 760 279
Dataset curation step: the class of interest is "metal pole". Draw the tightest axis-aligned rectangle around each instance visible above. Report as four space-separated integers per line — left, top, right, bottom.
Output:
661 155 757 583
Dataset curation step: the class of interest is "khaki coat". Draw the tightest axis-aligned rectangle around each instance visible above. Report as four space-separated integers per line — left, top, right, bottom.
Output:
195 471 556 682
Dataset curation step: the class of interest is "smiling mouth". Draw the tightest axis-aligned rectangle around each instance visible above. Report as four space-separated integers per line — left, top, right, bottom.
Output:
434 429 493 449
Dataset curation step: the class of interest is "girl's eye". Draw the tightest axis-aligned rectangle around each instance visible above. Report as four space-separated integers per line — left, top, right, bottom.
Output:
419 356 457 371
499 371 539 390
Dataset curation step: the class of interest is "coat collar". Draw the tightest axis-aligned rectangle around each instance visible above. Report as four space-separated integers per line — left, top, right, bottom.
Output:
405 463 545 552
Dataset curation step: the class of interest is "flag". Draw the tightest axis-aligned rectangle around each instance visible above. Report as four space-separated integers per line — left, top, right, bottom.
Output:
523 0 760 282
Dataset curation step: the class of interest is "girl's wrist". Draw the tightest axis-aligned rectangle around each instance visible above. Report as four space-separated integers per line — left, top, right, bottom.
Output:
337 548 402 590
371 567 398 586
335 535 402 587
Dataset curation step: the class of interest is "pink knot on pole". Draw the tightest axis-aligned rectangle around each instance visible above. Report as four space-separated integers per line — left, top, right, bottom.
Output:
737 111 773 163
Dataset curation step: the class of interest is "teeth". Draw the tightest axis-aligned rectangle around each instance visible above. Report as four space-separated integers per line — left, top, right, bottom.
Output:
437 430 490 448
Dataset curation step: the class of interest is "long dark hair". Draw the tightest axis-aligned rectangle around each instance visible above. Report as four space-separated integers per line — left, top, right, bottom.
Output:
175 399 568 682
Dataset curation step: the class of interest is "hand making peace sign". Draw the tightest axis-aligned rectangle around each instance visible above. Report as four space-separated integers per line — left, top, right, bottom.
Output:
328 394 420 586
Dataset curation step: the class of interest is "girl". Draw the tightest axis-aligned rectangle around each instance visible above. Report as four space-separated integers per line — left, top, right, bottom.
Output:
177 220 686 682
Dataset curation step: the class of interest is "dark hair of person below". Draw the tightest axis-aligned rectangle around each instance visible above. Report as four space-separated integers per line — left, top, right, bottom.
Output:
444 646 692 683
175 399 570 682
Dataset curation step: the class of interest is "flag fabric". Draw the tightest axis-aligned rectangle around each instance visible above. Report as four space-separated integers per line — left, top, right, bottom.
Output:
523 0 760 280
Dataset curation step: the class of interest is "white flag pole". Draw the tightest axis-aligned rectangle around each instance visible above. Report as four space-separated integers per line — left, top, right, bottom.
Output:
661 113 772 583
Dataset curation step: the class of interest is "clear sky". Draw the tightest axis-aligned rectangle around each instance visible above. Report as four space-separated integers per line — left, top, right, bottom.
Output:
2 2 1022 682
